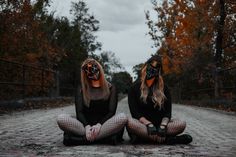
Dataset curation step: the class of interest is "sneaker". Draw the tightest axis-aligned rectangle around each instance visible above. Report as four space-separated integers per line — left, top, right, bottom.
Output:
166 134 193 145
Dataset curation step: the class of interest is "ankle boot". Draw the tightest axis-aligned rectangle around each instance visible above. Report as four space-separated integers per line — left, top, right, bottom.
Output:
129 133 149 144
165 134 192 145
97 134 120 145
129 133 138 144
109 135 118 145
63 132 89 146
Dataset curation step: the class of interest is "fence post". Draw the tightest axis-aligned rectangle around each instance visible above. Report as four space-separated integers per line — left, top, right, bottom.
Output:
55 71 60 97
214 67 220 99
22 64 26 99
41 69 44 96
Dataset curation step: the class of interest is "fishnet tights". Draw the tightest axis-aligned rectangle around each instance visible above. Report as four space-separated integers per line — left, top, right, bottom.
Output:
127 117 186 143
57 113 127 140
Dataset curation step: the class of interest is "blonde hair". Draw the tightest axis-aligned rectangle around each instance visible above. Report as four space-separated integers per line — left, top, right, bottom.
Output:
140 64 166 109
81 58 110 107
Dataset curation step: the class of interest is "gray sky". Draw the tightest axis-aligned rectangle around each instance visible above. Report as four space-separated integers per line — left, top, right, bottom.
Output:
49 0 156 77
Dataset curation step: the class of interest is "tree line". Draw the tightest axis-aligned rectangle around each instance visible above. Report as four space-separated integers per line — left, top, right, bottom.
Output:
142 0 235 101
0 0 132 100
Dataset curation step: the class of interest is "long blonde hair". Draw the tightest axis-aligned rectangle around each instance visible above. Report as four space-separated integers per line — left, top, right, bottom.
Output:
81 58 110 107
140 64 166 109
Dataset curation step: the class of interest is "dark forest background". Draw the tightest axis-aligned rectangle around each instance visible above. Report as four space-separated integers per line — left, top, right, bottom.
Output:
0 0 235 111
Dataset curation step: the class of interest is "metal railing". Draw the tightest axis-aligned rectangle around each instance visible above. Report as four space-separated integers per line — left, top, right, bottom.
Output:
183 67 236 101
0 58 59 101
174 66 236 102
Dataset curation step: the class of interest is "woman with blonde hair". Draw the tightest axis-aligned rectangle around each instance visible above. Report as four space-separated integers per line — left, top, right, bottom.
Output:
127 55 192 144
57 58 127 146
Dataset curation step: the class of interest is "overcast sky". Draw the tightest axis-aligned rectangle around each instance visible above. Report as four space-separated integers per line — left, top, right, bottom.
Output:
49 0 156 77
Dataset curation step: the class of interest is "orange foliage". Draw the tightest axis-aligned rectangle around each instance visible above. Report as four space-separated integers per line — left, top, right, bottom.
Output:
0 1 61 67
0 1 61 99
149 0 231 73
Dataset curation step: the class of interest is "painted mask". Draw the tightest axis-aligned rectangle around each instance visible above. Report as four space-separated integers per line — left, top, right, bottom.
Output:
82 62 100 81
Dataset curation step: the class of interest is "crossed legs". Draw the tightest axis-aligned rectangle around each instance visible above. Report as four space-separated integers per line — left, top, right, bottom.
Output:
57 113 187 144
126 117 186 143
57 113 127 141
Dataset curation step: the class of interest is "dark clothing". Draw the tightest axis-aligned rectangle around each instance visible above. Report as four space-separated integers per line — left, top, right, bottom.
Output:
75 85 118 126
128 81 172 127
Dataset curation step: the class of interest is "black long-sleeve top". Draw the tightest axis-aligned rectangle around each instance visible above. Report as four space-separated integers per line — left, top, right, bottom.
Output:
75 85 118 126
128 81 172 127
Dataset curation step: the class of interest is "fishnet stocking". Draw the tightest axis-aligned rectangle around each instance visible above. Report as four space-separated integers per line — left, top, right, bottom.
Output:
57 113 127 140
57 114 85 136
97 113 127 139
166 118 186 136
127 117 186 143
127 118 165 143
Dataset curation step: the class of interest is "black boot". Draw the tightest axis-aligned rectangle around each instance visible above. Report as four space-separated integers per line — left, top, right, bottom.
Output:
128 133 149 144
116 128 125 143
129 133 138 144
109 135 119 145
165 134 193 145
102 128 124 145
63 132 90 146
97 134 120 145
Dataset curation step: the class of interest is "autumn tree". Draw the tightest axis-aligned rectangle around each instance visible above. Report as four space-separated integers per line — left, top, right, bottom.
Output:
0 0 63 99
39 1 101 96
146 0 236 99
0 0 102 98
0 0 61 67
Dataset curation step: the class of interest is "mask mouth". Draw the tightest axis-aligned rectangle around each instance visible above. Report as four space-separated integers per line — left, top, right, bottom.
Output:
82 62 100 81
145 64 160 80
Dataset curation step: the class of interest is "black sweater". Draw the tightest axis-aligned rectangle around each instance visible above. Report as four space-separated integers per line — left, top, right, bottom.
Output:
75 85 118 126
128 81 172 127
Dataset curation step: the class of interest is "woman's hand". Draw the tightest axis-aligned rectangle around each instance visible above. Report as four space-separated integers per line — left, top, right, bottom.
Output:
146 123 157 135
158 117 169 137
86 123 101 141
157 125 167 137
85 125 93 141
91 123 102 140
139 117 152 125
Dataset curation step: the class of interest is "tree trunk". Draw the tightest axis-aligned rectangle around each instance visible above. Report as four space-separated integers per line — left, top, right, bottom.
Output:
214 0 226 99
74 60 80 108
74 50 88 108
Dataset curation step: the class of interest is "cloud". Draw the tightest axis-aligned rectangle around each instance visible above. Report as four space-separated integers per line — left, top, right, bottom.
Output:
49 0 156 77
50 0 153 32
96 23 155 67
79 0 153 32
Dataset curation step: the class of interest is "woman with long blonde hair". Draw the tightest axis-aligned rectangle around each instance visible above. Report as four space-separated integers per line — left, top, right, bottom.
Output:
57 58 127 146
127 55 192 144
